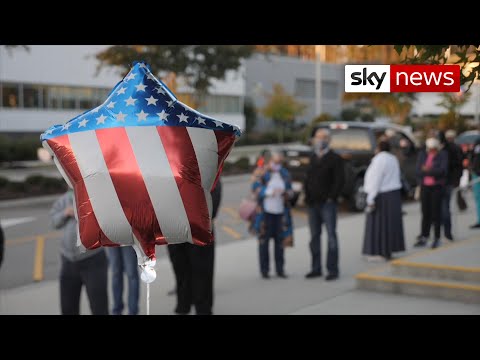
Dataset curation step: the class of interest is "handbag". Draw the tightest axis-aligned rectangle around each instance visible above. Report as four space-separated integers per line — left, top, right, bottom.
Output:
456 189 468 211
238 196 257 221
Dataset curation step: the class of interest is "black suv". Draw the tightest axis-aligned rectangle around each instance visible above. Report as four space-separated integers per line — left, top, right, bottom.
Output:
261 122 420 211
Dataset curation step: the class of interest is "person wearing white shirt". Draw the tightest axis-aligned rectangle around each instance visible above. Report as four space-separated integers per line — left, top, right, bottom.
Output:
362 139 405 260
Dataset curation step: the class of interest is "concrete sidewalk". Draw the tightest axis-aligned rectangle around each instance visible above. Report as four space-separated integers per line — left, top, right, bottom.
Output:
2 199 480 315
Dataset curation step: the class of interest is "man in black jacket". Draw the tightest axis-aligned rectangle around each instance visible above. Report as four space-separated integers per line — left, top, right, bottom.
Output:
168 179 222 315
304 128 345 281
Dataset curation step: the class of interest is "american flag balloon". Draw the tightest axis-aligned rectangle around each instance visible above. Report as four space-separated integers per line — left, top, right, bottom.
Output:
41 61 240 280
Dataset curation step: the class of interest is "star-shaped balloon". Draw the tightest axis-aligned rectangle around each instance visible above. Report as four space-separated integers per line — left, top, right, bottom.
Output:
41 61 240 282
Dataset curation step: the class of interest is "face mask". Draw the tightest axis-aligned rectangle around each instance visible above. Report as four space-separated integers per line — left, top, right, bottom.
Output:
313 140 328 153
270 163 281 172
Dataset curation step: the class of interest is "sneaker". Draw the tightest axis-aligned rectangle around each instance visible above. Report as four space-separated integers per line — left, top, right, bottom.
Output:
277 273 288 279
305 271 322 279
470 223 480 229
261 273 270 279
431 238 440 249
414 237 428 247
325 273 339 281
445 234 454 242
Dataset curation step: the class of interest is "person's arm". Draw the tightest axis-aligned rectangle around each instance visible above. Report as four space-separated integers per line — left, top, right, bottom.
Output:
50 195 71 229
327 156 345 201
364 157 384 206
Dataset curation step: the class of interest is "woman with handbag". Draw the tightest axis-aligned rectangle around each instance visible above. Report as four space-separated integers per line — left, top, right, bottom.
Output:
250 152 294 279
362 139 405 261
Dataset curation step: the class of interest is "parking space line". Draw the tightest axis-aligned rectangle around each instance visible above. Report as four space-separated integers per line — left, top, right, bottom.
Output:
33 236 45 282
222 207 241 220
6 231 62 247
221 225 243 240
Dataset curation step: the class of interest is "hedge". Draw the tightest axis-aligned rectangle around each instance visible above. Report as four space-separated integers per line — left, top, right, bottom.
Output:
0 174 68 200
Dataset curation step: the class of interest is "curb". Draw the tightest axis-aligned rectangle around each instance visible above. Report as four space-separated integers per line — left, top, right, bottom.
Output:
0 194 60 208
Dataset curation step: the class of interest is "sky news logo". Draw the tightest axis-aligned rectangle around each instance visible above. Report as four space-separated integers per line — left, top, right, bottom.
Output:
344 65 461 93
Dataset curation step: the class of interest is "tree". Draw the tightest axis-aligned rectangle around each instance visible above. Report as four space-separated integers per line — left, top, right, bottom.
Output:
436 91 472 133
95 45 253 95
394 45 480 90
261 83 307 144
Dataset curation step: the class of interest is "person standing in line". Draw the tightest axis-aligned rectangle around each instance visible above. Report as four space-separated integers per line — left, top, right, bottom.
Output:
470 138 480 228
167 179 222 315
362 139 405 261
50 190 109 315
438 130 463 240
251 152 294 279
414 137 448 248
304 128 345 281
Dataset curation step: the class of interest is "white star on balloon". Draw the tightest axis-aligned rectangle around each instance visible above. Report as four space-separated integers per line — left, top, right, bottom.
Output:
139 63 148 69
91 106 101 113
135 83 147 92
115 112 127 122
126 73 136 81
136 110 149 122
157 110 169 121
213 120 224 128
177 113 189 123
45 128 54 135
155 87 166 95
62 122 72 131
125 96 137 106
166 100 175 108
116 87 127 95
146 73 156 81
78 119 89 128
196 117 206 125
107 101 116 109
96 114 107 125
145 96 159 106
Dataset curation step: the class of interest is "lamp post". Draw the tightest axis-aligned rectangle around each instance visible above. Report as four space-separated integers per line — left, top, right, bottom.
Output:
315 45 326 117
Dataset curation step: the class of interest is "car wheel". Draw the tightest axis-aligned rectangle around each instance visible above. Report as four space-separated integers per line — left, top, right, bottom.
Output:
350 178 366 212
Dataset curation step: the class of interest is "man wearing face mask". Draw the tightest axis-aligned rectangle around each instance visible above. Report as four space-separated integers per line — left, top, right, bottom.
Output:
304 128 345 281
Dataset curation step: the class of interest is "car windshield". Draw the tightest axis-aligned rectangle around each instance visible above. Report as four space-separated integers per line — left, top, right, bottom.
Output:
328 128 372 151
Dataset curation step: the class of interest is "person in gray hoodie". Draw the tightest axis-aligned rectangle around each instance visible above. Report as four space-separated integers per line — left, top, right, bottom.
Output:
50 190 109 315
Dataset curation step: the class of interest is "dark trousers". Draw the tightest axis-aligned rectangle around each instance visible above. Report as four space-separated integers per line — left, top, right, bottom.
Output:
259 213 284 276
60 251 109 315
105 246 140 315
421 185 444 239
168 241 215 315
308 202 339 275
441 185 453 237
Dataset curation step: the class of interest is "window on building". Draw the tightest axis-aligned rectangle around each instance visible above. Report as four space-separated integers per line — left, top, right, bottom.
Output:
295 79 315 98
23 84 42 108
1 83 19 108
47 86 63 109
322 81 338 100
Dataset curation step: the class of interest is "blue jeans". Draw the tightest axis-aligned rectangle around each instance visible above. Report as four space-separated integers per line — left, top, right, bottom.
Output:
308 202 339 275
259 213 284 275
106 246 139 315
441 185 453 237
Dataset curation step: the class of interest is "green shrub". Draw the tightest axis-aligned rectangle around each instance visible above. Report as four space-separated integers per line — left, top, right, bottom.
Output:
6 181 26 193
234 157 250 170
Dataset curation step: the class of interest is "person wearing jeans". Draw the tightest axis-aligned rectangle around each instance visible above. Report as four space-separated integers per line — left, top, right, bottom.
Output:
50 190 109 315
106 246 139 315
304 128 345 281
251 152 294 279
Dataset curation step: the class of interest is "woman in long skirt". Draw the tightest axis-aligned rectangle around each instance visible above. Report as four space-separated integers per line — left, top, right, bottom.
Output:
363 139 405 260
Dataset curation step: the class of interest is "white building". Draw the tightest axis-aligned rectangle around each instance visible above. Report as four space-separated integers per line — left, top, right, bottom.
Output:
0 45 245 134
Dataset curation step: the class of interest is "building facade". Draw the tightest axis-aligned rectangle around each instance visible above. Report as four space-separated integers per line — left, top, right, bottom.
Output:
0 45 245 135
244 54 344 131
